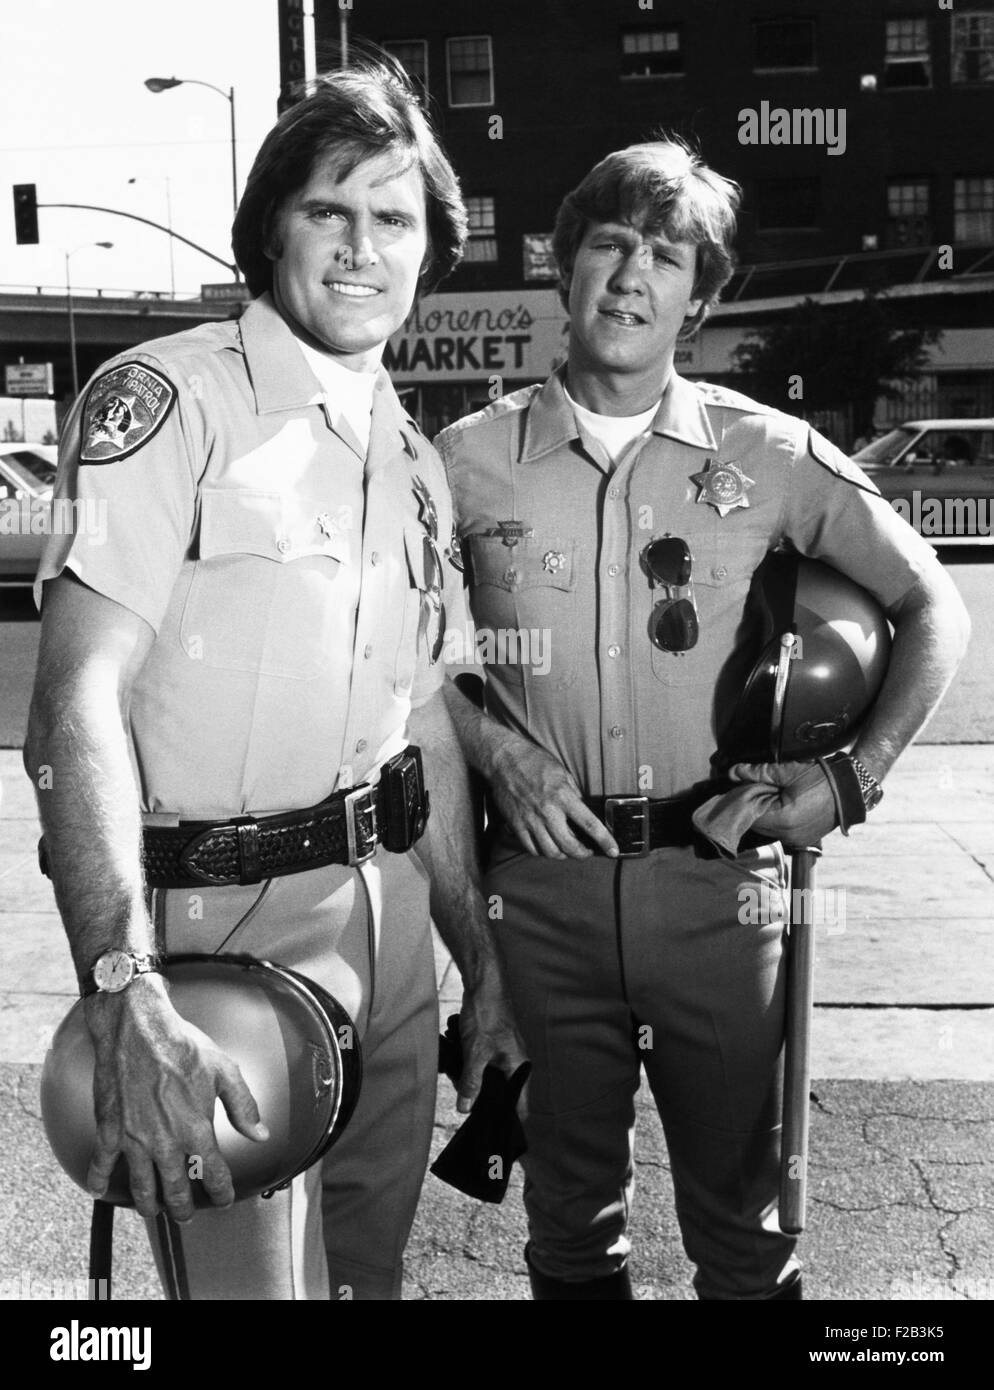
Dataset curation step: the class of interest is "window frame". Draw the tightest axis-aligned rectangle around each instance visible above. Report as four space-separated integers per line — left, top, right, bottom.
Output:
951 11 994 85
463 194 498 263
619 25 684 80
446 34 495 108
381 38 429 93
953 175 994 242
883 16 932 89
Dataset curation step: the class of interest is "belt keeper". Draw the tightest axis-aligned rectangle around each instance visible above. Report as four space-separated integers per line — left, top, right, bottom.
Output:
233 817 262 884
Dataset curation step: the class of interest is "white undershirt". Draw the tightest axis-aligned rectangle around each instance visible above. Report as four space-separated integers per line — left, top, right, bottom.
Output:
564 386 659 468
296 337 378 454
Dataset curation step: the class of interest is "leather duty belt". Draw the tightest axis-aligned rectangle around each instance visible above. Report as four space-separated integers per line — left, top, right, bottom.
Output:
39 747 430 890
585 787 724 858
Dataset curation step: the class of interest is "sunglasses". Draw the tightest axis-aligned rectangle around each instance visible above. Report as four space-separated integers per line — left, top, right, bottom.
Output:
413 477 446 665
640 536 699 653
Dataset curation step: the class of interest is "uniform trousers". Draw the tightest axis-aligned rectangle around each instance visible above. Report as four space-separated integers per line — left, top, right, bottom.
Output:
144 847 438 1300
486 837 800 1299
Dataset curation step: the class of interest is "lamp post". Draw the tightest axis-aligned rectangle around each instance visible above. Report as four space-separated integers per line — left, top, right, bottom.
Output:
66 242 113 399
144 75 238 223
128 176 176 298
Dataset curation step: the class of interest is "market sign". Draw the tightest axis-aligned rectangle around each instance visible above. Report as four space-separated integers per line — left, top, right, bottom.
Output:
384 290 569 384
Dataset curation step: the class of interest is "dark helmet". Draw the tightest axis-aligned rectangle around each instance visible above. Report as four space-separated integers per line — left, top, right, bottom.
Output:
715 551 891 765
40 954 362 1207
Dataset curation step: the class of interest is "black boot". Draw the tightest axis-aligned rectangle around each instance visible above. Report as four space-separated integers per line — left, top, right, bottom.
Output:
525 1244 634 1300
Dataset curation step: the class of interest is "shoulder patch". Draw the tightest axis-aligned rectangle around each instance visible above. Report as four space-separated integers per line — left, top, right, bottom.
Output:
806 428 881 497
80 362 176 464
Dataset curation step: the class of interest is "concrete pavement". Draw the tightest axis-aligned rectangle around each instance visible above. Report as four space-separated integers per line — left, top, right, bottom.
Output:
1 744 992 1300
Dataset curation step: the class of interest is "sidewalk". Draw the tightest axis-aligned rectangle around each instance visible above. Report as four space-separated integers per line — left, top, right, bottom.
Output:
2 745 992 1300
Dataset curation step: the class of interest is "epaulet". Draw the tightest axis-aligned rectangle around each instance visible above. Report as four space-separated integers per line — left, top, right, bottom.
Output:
434 384 540 451
694 381 783 417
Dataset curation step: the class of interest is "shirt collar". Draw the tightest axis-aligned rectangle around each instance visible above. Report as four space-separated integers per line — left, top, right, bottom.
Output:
521 363 716 463
238 292 421 463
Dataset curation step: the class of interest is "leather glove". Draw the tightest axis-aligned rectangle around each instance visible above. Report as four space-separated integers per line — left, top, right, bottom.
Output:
693 756 867 856
433 1013 531 1204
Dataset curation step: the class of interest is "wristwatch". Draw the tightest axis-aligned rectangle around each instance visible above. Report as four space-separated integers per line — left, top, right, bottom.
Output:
81 949 161 998
849 755 884 812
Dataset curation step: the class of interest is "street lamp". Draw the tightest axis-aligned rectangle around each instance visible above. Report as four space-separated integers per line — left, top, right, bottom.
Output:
66 242 113 399
144 76 238 223
128 175 176 298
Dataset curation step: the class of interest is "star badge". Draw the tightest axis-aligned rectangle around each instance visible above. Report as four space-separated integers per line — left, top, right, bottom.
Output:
689 458 756 517
316 512 338 539
543 550 566 574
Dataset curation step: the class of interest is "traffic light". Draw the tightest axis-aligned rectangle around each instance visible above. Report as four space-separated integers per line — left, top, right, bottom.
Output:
13 184 39 244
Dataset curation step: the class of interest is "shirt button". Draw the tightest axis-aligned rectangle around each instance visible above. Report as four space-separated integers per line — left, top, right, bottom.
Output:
608 487 620 500
610 725 624 740
276 538 292 555
370 551 380 566
355 738 367 754
608 644 621 658
504 567 518 584
607 563 621 577
363 644 373 659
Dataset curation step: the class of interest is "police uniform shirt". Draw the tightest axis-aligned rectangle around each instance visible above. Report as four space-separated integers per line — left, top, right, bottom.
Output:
436 367 940 799
36 293 458 819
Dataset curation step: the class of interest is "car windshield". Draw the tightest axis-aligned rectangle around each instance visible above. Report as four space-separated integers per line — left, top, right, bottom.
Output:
851 428 916 466
0 450 57 490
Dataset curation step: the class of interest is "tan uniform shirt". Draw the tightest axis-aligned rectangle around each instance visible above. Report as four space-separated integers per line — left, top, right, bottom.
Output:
436 368 939 799
38 293 458 818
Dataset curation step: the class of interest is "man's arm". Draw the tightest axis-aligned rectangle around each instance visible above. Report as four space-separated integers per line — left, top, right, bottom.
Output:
440 679 619 860
25 574 267 1220
406 687 529 1112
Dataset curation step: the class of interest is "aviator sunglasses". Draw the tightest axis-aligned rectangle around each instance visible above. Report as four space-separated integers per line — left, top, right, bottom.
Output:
640 535 699 652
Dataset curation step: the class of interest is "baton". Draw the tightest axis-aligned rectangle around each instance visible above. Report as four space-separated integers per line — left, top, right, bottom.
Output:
779 842 822 1235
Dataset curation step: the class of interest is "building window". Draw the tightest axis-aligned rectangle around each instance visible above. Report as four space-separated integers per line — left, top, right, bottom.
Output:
952 12 994 84
753 18 816 70
464 196 497 262
382 39 428 92
954 177 994 241
886 179 931 246
620 27 683 78
446 36 494 106
884 18 931 88
756 178 820 231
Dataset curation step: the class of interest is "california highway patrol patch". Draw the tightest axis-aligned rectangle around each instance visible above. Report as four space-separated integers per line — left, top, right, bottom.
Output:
80 362 176 464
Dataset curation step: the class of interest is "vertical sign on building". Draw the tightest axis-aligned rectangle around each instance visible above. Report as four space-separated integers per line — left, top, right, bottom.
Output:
278 0 316 111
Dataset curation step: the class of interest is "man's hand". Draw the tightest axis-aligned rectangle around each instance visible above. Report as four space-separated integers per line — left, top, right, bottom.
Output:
453 962 530 1116
490 730 619 859
724 760 841 846
86 976 268 1222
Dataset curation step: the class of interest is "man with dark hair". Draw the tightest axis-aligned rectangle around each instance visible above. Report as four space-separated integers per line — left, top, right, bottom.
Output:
26 56 523 1300
437 138 968 1300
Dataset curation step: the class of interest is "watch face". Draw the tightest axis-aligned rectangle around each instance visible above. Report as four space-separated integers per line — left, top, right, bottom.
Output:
93 950 135 993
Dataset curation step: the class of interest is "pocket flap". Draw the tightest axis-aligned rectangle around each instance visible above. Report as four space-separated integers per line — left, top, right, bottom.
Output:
198 489 350 564
467 534 575 592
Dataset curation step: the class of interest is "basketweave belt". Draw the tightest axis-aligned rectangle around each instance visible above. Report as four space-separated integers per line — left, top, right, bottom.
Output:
38 747 430 890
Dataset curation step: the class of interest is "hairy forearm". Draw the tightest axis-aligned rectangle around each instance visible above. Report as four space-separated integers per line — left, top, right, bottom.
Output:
408 689 504 989
25 669 152 985
853 572 970 782
440 677 528 782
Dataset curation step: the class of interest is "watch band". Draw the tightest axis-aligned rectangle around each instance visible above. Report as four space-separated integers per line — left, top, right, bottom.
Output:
849 755 884 810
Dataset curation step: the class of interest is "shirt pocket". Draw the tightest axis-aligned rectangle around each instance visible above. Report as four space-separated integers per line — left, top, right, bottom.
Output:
466 534 578 688
648 538 759 688
180 488 352 679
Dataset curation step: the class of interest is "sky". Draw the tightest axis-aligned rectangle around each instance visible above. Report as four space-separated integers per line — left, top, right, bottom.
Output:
1 0 282 298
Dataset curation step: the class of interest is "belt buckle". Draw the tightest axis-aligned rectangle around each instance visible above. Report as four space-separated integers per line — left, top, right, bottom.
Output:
344 785 378 867
604 796 651 858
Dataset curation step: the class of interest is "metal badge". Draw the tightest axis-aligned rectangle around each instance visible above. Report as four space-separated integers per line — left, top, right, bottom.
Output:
689 458 756 517
316 512 338 539
543 550 566 574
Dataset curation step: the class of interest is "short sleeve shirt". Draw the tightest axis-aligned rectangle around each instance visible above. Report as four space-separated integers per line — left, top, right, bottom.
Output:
436 369 941 799
37 294 458 818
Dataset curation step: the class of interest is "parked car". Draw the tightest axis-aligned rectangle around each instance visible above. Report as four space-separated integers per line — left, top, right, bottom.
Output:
0 443 57 584
852 419 994 546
